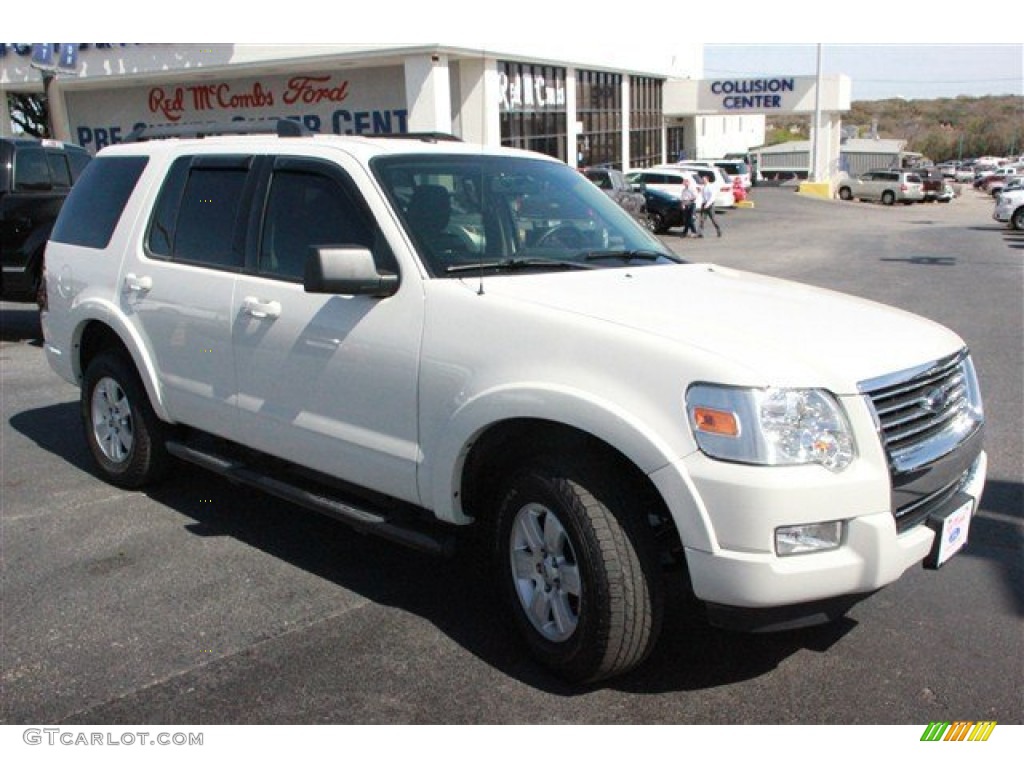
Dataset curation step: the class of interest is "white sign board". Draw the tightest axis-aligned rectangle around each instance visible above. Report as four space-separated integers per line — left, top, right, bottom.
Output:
65 66 407 152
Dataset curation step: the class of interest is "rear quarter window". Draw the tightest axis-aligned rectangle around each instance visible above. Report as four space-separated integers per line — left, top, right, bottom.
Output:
50 155 149 249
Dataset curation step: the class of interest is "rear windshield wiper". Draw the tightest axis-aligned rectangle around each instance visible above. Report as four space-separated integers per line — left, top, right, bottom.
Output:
446 258 596 274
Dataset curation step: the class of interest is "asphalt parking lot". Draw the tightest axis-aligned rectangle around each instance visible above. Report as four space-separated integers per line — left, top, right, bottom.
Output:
1 186 1021 734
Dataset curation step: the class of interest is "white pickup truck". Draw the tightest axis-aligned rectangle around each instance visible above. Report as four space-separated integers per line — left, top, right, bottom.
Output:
42 122 986 683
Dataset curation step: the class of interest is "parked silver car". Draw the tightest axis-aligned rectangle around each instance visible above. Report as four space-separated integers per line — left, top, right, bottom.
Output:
837 169 925 205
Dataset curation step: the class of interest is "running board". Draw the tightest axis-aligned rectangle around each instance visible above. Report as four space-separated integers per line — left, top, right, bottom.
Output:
165 440 456 557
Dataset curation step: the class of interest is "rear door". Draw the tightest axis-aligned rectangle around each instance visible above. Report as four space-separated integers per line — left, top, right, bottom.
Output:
123 153 252 439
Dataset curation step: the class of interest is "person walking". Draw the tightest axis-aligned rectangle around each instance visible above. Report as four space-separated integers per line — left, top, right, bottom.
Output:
678 177 698 237
698 176 722 238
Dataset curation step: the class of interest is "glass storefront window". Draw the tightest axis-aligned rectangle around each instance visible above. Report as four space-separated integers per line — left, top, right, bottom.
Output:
499 61 568 163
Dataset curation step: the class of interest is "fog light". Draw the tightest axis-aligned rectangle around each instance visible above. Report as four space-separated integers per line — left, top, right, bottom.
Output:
776 521 843 556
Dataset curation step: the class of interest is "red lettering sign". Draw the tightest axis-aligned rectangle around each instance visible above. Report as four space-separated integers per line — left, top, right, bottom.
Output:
148 87 185 121
283 75 350 106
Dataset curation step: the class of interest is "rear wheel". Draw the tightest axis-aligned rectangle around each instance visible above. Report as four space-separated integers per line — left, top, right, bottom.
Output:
82 351 170 489
494 458 663 683
882 190 895 206
1011 207 1024 231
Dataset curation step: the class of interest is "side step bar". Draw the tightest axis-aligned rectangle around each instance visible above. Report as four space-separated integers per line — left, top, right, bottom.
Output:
165 440 456 557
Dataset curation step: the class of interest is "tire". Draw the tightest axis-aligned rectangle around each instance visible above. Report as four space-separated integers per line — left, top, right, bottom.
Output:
648 211 667 234
881 191 895 206
1012 207 1024 231
494 459 663 683
82 351 170 489
838 186 852 201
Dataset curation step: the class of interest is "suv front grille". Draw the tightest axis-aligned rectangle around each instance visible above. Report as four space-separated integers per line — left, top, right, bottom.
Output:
867 351 968 458
861 350 984 533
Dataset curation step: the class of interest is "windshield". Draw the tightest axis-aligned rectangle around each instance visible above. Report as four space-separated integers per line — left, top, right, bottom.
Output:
373 153 679 277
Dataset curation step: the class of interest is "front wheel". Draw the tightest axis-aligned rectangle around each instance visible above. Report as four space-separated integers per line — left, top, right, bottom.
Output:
1012 207 1024 231
82 351 170 489
882 190 895 206
494 460 663 683
838 186 853 201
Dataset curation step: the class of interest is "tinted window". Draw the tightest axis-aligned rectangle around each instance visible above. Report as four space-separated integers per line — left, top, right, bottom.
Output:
175 167 248 267
147 157 190 258
259 169 373 280
146 158 250 269
67 150 92 182
14 147 51 190
717 161 748 175
46 152 72 187
51 156 149 249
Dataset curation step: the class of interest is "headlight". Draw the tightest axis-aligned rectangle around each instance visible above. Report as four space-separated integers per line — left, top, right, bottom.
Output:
686 384 856 472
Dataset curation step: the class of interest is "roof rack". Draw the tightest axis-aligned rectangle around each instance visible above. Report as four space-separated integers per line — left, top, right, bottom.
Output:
370 132 463 143
124 119 312 143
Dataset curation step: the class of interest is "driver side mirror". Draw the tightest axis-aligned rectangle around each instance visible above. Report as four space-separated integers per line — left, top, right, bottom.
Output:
304 247 399 298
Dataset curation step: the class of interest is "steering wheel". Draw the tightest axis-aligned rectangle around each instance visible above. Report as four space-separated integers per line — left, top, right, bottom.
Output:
535 223 586 249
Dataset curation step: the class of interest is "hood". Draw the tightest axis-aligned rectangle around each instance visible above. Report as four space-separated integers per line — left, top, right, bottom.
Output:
479 263 965 393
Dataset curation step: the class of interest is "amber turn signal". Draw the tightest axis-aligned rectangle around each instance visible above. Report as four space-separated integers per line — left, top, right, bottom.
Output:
692 407 739 437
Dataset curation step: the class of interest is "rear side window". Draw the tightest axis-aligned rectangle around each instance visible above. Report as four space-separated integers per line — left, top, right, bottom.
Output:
46 152 73 187
67 150 92 182
147 155 251 270
14 147 51 190
50 156 149 249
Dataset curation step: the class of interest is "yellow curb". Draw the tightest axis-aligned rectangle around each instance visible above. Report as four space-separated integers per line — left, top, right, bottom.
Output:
735 200 755 208
797 181 833 199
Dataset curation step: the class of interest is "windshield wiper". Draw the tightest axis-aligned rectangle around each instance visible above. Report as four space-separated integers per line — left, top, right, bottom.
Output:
446 258 596 274
582 249 676 262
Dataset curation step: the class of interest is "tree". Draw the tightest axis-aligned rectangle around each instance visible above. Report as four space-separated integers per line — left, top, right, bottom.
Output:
7 91 49 137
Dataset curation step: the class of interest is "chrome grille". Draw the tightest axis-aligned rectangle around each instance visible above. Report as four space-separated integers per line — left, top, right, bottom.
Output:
865 351 968 457
860 349 984 532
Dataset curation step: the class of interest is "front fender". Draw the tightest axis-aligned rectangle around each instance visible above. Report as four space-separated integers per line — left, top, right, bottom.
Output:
423 381 691 525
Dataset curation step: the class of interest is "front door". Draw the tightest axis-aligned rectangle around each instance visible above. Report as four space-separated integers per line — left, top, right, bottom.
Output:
232 157 423 504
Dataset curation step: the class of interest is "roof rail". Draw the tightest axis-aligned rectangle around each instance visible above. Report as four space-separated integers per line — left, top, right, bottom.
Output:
124 119 312 143
370 132 463 143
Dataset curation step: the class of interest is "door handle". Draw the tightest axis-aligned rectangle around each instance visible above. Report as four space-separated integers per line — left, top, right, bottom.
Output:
242 296 282 319
124 273 153 292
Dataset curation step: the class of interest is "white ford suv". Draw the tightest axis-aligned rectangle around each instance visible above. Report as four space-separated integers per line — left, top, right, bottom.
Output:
42 121 987 683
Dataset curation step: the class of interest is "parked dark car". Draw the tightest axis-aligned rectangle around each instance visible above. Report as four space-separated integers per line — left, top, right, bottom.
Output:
582 166 645 218
641 186 684 233
1 137 91 303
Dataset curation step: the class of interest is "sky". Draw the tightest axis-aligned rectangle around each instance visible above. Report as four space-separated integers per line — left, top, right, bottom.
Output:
7 6 1022 105
704 44 1023 101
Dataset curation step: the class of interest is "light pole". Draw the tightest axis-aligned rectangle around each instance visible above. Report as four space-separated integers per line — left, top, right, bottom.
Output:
29 44 78 141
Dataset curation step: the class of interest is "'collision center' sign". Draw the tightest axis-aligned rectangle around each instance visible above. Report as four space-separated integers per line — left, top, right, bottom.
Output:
709 78 796 110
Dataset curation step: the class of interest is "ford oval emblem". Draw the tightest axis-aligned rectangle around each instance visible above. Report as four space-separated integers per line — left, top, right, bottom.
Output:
920 386 948 414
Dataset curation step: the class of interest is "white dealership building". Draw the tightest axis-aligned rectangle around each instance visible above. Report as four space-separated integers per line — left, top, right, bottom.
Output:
1 43 849 181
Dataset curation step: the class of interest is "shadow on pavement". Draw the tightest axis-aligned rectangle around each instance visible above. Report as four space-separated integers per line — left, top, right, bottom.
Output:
9 399 861 695
0 305 43 345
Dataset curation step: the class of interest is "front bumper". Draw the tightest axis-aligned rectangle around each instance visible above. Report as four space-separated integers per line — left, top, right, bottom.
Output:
651 444 988 622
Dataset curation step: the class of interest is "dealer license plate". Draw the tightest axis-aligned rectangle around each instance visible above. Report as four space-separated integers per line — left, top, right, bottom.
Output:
934 497 974 567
